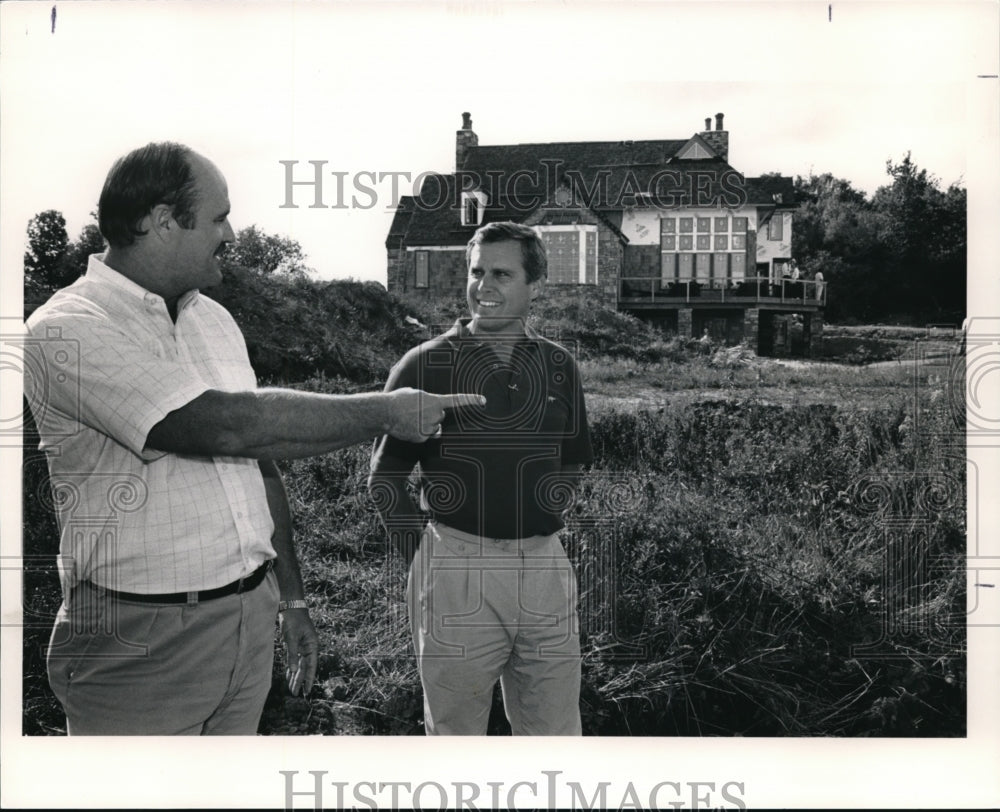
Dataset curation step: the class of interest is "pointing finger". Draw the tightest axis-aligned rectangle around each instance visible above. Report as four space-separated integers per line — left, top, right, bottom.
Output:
438 393 486 409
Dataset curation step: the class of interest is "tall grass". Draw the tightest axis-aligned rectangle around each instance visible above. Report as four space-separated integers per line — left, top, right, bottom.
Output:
22 361 965 737
256 371 963 736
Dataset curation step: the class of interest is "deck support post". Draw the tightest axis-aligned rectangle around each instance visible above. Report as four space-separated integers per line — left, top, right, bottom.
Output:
678 308 693 339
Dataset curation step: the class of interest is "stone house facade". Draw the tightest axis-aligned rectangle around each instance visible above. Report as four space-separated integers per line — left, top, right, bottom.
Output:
386 113 824 355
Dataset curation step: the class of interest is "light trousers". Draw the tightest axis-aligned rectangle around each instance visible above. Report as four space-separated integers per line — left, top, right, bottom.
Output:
408 521 581 735
47 571 279 735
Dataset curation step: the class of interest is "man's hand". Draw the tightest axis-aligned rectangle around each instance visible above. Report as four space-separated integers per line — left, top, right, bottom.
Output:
279 608 319 697
384 389 485 443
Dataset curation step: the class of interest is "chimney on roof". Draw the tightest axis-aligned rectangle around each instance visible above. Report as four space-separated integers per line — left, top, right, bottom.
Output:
456 112 478 170
700 111 729 162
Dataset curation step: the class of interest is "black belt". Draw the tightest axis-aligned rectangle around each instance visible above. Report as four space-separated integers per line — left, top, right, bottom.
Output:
84 560 273 605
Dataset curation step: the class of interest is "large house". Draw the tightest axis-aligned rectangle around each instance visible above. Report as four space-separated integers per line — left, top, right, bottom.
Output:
386 113 825 355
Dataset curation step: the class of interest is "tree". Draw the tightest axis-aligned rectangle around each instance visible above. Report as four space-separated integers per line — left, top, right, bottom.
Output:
24 210 70 298
62 217 107 281
222 225 310 277
23 212 106 317
793 174 886 322
872 153 965 321
792 159 966 324
793 173 874 264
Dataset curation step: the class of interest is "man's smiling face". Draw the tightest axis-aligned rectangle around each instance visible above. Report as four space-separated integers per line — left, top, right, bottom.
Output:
466 239 541 335
166 155 235 295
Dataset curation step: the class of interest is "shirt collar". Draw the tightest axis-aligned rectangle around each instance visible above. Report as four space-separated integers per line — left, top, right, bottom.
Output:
86 253 201 312
451 318 541 342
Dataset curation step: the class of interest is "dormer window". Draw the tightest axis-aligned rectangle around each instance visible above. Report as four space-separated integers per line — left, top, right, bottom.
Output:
461 190 487 226
676 135 717 161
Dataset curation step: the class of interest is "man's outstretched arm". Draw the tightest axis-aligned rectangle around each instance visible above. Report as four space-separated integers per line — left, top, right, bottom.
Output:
145 388 484 459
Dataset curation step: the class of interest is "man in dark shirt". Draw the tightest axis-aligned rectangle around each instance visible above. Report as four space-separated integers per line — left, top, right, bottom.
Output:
369 221 593 735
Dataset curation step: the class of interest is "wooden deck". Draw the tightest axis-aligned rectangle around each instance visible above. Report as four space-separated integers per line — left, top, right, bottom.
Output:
618 276 826 311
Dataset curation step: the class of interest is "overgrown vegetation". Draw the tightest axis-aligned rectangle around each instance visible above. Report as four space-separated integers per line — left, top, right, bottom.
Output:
23 348 966 737
256 365 964 737
205 268 426 383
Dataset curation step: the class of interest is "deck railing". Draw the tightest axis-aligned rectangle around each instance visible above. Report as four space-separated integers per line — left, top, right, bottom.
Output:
619 275 826 305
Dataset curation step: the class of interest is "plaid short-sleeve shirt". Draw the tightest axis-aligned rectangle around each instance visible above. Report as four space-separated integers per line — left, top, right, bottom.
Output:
25 255 276 595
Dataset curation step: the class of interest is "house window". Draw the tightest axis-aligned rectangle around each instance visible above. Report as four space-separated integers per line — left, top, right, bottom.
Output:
714 217 729 232
696 235 710 251
415 251 429 289
679 217 693 233
696 253 711 283
714 235 728 251
678 253 694 280
679 235 693 251
732 234 746 250
661 234 676 251
660 252 677 283
661 217 676 234
731 253 746 281
696 218 711 233
538 226 598 285
732 217 748 233
714 253 729 283
460 191 486 226
767 214 783 241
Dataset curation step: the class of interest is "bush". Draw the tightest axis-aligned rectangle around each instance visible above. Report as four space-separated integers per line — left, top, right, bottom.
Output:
206 271 428 383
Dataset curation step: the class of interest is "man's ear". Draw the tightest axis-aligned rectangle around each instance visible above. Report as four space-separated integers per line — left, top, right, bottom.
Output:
530 276 545 300
145 203 175 240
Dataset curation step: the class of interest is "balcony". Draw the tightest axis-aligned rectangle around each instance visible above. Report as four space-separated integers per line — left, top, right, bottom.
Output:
619 276 827 308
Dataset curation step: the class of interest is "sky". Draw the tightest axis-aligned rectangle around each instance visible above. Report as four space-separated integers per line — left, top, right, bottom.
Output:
0 1 994 287
2 1 999 809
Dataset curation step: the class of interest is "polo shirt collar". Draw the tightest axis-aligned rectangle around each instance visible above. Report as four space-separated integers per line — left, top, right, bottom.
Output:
451 318 541 342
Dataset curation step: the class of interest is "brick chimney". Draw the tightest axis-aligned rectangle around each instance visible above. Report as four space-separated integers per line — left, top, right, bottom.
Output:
456 112 478 170
700 112 729 162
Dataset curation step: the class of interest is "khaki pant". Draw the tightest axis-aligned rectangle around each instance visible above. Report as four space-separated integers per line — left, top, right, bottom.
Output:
408 522 581 735
47 571 279 735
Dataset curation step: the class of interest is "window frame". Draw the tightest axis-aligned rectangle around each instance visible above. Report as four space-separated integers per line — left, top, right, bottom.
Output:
538 225 599 285
414 251 429 289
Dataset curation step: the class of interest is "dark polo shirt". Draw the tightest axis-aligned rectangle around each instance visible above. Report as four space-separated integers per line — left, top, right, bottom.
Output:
373 319 593 539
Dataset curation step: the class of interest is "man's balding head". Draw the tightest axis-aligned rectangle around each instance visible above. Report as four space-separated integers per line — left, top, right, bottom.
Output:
98 142 202 249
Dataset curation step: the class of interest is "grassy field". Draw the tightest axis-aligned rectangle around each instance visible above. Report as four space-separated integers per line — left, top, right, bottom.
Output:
22 337 967 737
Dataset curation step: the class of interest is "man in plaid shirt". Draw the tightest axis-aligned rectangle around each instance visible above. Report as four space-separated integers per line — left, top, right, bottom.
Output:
25 142 482 735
